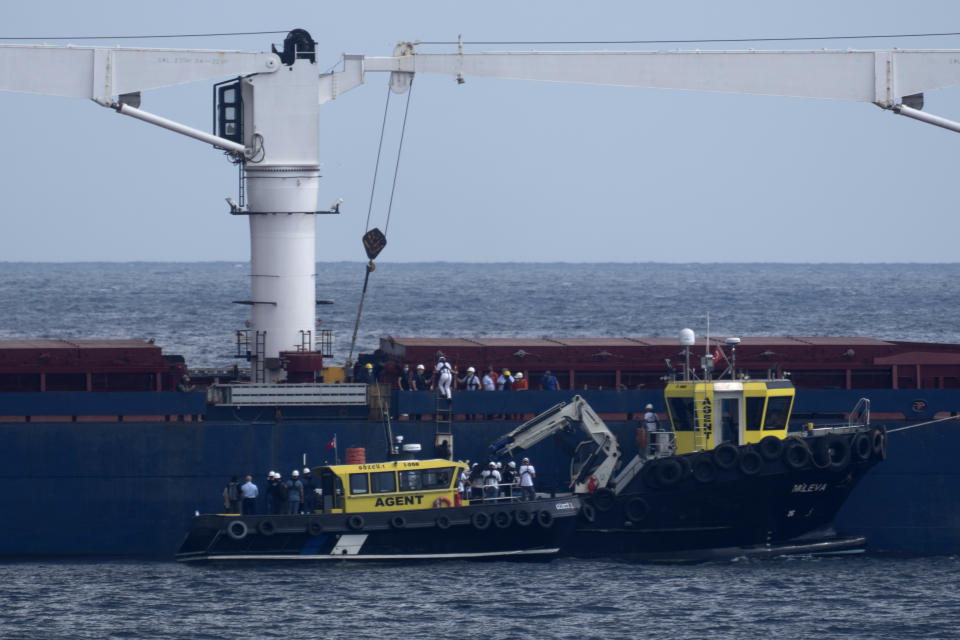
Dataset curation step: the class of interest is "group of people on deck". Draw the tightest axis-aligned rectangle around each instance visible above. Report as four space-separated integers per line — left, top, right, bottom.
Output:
392 358 562 397
223 469 321 515
459 457 537 502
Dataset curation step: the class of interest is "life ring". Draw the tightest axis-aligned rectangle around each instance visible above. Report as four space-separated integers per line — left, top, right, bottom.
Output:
592 488 615 512
515 510 533 526
226 520 248 540
536 510 554 528
851 432 872 462
433 496 452 508
713 443 739 470
493 511 513 529
655 458 684 487
472 511 491 530
782 438 811 470
347 514 365 531
759 436 784 461
738 448 763 476
692 456 716 483
307 520 324 537
826 435 851 470
436 515 451 530
390 515 407 529
257 519 276 536
625 497 649 522
580 501 597 523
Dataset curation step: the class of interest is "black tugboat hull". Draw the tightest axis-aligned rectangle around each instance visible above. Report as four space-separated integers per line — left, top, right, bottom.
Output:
176 497 578 563
569 429 884 560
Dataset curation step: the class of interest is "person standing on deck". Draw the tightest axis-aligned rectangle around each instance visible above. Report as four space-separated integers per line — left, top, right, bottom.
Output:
301 468 317 514
482 462 501 501
286 470 304 515
412 364 428 391
223 475 241 512
643 404 661 458
518 458 536 501
513 372 528 391
240 475 258 515
397 364 412 391
541 370 559 391
482 368 496 391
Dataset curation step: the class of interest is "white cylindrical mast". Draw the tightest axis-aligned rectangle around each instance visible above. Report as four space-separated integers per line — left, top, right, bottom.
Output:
240 44 322 382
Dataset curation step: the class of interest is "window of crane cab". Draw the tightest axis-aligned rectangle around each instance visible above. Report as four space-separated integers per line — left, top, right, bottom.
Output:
764 396 792 430
745 397 765 431
668 397 696 431
370 471 397 494
399 467 455 492
349 473 369 495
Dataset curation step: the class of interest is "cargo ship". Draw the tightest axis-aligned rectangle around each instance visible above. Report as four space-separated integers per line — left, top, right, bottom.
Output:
2 31 960 557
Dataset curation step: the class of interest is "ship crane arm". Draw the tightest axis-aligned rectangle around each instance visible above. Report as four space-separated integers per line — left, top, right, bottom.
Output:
0 43 281 153
361 48 960 133
489 395 622 494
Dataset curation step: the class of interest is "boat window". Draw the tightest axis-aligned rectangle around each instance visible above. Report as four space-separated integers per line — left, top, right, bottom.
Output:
349 473 369 495
668 397 696 431
745 397 764 431
421 467 455 490
370 471 396 494
764 396 791 430
399 469 423 491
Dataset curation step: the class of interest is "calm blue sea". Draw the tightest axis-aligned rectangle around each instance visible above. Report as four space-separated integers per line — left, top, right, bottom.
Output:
1 262 959 639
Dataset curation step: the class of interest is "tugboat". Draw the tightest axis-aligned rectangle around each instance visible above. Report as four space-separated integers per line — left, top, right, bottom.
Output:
176 452 579 563
489 331 886 561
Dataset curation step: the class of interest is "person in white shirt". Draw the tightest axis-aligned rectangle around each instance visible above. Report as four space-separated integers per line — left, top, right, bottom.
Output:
481 462 501 501
518 457 536 501
643 403 660 457
240 475 259 514
436 356 453 400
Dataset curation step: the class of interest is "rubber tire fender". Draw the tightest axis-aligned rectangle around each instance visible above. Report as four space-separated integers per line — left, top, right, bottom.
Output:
759 435 784 461
826 435 851 471
515 509 533 527
738 447 763 476
536 510 554 528
851 432 872 462
307 520 324 537
436 515 451 530
493 511 513 529
625 497 650 523
692 455 716 483
810 437 832 469
873 426 888 461
713 443 739 470
580 501 597 523
257 519 276 536
782 438 811 470
471 511 491 531
227 520 248 541
592 487 615 512
347 514 365 531
641 460 660 489
655 457 684 487
390 515 407 529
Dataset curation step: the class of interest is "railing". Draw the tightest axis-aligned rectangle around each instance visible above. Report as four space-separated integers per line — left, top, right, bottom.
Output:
207 383 369 406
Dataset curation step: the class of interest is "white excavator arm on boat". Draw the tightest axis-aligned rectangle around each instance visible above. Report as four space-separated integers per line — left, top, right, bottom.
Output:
489 395 621 493
361 48 960 132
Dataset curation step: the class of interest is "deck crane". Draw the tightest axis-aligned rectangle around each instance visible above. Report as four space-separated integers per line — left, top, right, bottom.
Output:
3 30 960 381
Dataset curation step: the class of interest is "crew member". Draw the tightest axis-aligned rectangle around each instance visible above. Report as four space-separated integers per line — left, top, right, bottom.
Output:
223 475 240 512
513 372 528 391
286 470 304 515
541 370 559 391
240 475 258 515
469 463 484 500
644 403 660 457
301 467 317 514
436 356 453 400
397 364 412 391
518 457 536 501
412 364 428 391
500 461 516 498
482 462 501 501
462 366 481 391
358 362 376 384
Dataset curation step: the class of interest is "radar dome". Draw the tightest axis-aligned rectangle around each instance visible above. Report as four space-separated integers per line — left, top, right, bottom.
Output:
679 328 696 346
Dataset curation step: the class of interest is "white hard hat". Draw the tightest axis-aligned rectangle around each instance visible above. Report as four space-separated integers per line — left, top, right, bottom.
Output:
489 461 496 468
522 457 530 463
303 467 311 474
496 462 502 469
508 461 516 468
417 364 425 370
467 366 475 373
292 470 299 477
646 404 654 410
268 470 275 477
515 372 523 379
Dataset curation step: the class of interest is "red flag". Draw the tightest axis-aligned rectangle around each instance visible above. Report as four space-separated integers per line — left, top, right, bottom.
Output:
324 434 337 450
713 346 726 363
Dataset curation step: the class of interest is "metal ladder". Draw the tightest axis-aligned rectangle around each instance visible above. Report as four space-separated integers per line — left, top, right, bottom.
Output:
693 386 711 451
435 393 452 435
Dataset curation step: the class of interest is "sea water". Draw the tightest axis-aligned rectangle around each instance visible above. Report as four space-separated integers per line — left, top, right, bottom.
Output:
1 262 959 639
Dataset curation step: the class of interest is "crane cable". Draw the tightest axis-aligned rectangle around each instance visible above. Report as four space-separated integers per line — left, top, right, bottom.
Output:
346 78 416 375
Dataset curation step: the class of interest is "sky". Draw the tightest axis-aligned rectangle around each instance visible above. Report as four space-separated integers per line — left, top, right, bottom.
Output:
2 1 960 263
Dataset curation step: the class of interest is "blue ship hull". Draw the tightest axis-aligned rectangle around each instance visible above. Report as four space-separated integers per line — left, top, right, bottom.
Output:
0 389 957 557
